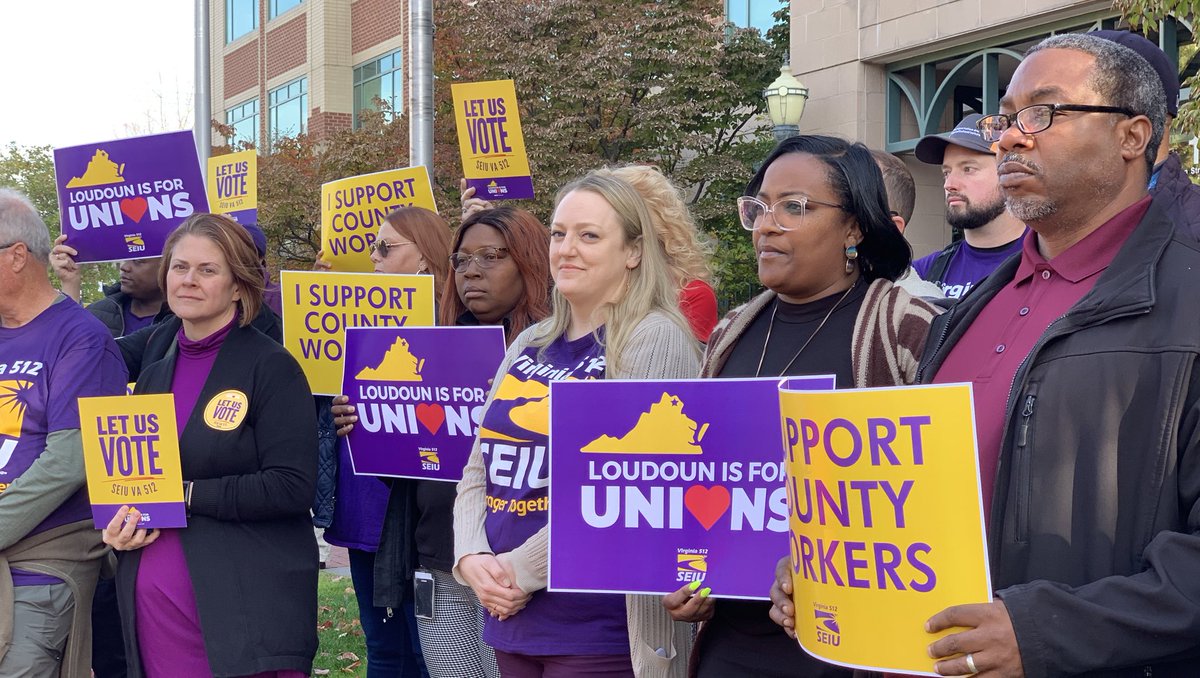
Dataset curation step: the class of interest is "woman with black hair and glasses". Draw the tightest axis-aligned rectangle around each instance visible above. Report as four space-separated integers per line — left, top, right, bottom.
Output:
317 206 451 677
333 206 552 677
659 135 941 677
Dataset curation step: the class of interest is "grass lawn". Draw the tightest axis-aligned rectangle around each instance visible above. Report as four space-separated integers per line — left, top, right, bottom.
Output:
315 572 367 676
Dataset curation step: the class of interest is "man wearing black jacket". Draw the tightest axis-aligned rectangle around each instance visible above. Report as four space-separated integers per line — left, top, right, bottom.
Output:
917 33 1200 677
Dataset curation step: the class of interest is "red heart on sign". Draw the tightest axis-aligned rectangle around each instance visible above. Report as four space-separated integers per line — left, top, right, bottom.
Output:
684 485 731 531
415 403 445 434
120 197 148 223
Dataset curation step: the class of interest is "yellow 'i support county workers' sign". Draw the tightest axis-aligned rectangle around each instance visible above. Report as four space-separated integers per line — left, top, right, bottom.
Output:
778 383 992 675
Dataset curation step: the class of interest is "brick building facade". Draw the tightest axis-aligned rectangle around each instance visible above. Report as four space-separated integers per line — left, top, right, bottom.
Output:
210 0 407 148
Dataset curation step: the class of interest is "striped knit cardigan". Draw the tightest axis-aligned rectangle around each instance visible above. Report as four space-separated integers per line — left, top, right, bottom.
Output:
701 278 941 386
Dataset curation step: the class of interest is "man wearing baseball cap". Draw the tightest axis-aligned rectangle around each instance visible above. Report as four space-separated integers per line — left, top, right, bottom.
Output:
913 114 1027 299
1092 29 1200 241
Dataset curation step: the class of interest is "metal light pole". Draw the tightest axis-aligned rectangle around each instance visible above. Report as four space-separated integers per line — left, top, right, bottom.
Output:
764 61 808 142
409 0 434 170
195 0 211 170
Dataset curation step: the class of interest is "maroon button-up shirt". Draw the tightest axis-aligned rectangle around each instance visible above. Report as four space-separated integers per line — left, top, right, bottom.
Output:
932 196 1151 526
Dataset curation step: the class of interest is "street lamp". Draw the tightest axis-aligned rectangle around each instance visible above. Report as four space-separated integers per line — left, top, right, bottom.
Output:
764 61 809 142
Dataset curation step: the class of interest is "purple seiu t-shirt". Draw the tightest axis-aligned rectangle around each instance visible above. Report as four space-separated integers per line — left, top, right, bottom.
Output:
121 298 157 335
0 296 128 586
480 330 629 656
913 236 1025 299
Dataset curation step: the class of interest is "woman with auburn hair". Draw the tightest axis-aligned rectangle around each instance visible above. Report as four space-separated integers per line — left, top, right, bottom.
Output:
318 206 452 677
661 136 940 677
437 205 552 340
334 205 552 677
453 172 701 677
595 165 718 342
102 213 319 676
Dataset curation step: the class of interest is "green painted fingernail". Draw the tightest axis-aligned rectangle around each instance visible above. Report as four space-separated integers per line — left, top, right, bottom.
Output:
699 587 711 598
688 580 702 592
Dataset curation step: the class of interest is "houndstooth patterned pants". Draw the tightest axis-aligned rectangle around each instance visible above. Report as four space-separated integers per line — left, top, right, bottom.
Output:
416 568 499 678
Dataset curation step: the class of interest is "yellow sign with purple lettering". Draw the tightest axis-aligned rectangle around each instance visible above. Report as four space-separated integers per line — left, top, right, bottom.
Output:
206 149 257 223
319 166 438 272
778 383 991 675
280 270 436 395
79 394 186 530
451 79 534 201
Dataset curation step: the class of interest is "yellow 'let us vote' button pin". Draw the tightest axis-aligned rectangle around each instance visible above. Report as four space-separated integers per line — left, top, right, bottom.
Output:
204 390 248 431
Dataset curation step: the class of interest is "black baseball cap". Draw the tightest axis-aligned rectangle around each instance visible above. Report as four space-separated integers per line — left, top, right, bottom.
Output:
914 114 993 165
1090 29 1179 117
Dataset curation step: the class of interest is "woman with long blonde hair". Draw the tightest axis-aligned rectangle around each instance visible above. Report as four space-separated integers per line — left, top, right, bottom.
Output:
453 172 700 677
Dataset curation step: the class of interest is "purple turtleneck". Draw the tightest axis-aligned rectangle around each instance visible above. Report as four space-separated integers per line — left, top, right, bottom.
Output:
134 314 237 676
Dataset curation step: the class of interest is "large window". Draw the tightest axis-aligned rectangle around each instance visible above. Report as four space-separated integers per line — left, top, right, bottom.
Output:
270 0 302 19
226 0 258 43
353 49 403 128
725 0 784 35
269 77 308 141
226 99 259 147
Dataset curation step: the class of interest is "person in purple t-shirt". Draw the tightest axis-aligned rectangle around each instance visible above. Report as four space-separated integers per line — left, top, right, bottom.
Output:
49 235 165 336
0 188 128 676
913 114 1028 299
453 173 701 677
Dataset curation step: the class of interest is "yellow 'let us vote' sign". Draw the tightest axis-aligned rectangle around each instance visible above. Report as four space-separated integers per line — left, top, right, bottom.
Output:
80 393 186 529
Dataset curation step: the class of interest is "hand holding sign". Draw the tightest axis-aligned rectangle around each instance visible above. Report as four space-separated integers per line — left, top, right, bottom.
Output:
102 505 161 551
926 600 1022 677
768 555 797 639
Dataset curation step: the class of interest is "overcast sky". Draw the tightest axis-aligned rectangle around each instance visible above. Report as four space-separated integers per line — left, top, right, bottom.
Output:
1 2 195 148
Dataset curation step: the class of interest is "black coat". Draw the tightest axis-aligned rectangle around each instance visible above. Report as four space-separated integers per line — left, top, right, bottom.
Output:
918 197 1200 677
115 319 319 677
1151 152 1200 245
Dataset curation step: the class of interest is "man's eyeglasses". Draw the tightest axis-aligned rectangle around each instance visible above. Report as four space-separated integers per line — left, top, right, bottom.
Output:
976 103 1138 143
374 240 416 257
449 246 510 272
736 196 846 232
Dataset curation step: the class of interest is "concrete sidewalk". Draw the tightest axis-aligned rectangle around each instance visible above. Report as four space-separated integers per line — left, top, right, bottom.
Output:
325 545 351 576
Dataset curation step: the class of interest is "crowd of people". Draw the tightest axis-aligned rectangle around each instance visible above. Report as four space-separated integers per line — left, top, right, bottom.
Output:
1 28 1200 678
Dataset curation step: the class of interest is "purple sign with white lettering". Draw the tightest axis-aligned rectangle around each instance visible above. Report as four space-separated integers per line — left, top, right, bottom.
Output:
548 375 835 599
53 130 208 263
343 326 507 481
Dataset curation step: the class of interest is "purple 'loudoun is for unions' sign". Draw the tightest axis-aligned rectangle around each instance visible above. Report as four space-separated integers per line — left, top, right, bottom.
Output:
343 325 507 482
54 130 209 263
548 375 835 600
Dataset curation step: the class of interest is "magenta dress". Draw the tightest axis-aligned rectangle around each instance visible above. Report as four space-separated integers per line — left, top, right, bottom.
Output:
133 318 306 678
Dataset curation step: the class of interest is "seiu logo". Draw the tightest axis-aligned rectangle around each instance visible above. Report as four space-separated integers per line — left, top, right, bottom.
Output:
815 607 840 646
676 550 708 583
419 448 440 471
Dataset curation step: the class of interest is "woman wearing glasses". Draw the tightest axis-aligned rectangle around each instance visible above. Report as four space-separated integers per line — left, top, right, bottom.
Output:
659 136 940 677
319 206 451 677
333 206 552 677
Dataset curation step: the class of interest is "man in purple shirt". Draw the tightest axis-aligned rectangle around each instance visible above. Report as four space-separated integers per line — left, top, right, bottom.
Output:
913 114 1027 299
916 34 1200 676
0 188 128 675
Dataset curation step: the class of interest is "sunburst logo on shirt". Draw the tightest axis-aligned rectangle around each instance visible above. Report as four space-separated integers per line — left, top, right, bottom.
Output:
0 380 33 471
